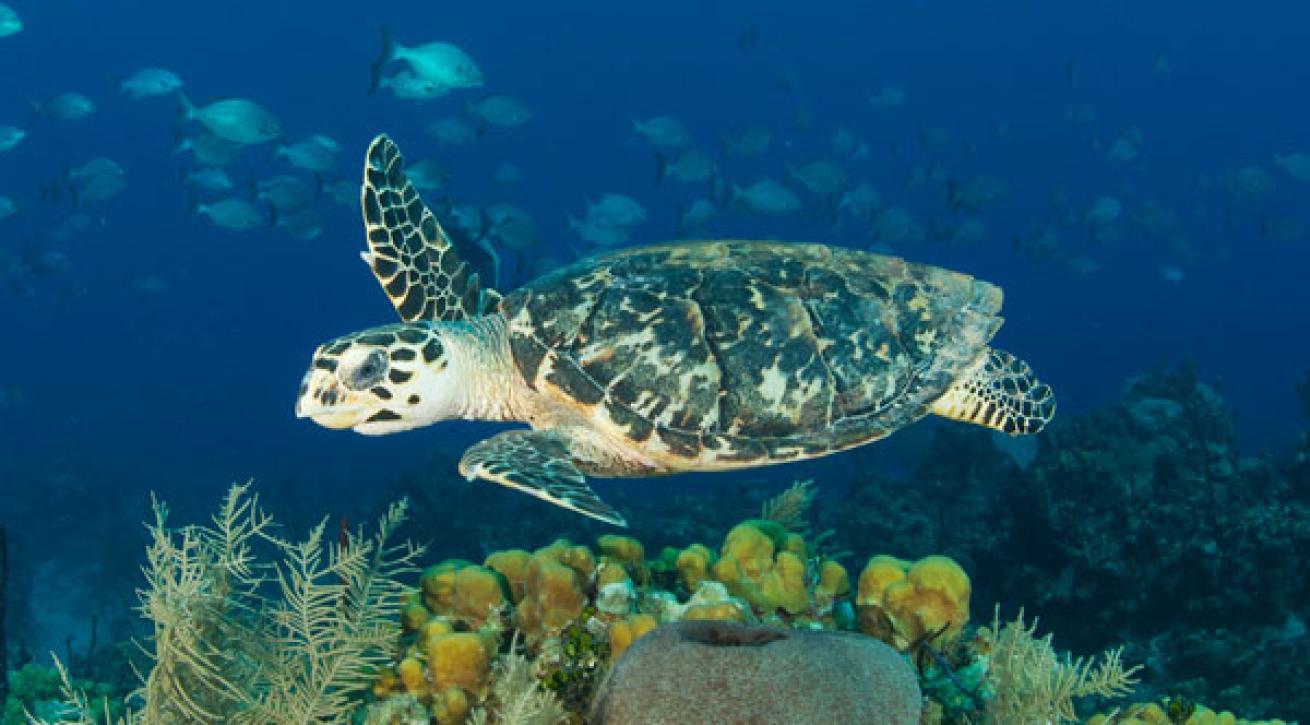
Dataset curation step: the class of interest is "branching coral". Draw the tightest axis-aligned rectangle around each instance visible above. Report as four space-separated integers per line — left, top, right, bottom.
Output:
760 479 816 534
975 607 1141 723
133 481 423 724
467 643 569 725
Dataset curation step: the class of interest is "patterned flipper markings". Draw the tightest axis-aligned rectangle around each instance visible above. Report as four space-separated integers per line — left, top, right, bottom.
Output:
930 349 1056 435
360 134 497 322
458 430 628 527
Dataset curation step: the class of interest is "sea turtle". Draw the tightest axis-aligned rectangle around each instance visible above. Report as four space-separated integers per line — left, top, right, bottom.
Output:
295 135 1056 526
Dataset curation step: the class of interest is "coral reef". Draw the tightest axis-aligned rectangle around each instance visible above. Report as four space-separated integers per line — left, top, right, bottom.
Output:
589 620 921 724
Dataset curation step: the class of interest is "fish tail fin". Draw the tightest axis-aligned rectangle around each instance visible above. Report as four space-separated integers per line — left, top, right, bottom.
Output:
175 91 196 120
266 203 280 229
185 192 200 218
313 173 325 199
369 26 395 95
654 152 667 185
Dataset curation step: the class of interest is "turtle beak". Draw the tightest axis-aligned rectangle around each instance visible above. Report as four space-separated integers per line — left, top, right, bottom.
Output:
295 369 368 429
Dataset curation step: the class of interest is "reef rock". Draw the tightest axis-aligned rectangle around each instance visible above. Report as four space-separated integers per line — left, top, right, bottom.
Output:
589 620 921 724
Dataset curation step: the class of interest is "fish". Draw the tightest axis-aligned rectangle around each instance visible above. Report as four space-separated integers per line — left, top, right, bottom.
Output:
838 182 882 220
493 162 523 186
677 198 716 235
68 158 126 205
0 195 18 220
1085 196 1122 227
0 125 24 153
786 160 847 195
173 129 240 167
32 92 97 122
1275 153 1310 182
485 204 538 250
191 197 267 230
869 85 905 108
277 207 325 240
466 94 532 130
133 275 171 294
370 27 483 94
0 3 20 37
568 215 631 248
584 194 646 227
655 149 715 184
256 175 316 213
633 115 690 148
323 178 356 207
119 68 184 99
730 178 801 215
870 206 923 245
722 126 770 157
426 117 476 146
274 136 338 173
377 70 450 101
181 166 235 193
405 159 450 192
177 94 280 145
1159 265 1185 283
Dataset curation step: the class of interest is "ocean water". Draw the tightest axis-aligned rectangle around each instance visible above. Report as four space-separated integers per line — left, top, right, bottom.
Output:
1 0 1308 721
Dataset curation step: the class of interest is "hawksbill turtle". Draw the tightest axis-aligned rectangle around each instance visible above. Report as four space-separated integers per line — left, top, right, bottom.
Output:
295 135 1056 526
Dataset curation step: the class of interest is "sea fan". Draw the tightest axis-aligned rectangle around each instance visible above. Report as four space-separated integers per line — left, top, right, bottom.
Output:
122 481 421 724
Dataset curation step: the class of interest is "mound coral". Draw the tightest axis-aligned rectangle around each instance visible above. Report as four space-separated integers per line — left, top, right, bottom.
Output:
857 553 971 650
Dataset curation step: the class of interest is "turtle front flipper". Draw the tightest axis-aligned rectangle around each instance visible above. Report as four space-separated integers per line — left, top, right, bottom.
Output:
930 349 1056 435
360 134 499 322
458 429 628 527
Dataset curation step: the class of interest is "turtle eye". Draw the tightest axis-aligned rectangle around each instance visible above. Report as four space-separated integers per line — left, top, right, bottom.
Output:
343 349 388 391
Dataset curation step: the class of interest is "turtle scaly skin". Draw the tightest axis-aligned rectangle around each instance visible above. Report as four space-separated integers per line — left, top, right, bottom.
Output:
296 136 1055 527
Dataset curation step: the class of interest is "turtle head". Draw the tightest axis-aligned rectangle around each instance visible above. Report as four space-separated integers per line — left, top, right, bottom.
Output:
295 322 457 435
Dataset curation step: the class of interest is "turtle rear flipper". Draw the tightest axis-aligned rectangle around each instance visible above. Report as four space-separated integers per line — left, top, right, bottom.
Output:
930 349 1055 435
459 429 628 527
360 134 499 322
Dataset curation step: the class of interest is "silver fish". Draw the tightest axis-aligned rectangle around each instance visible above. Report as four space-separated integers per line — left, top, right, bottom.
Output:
275 136 338 173
120 68 184 99
193 198 266 230
0 3 20 37
182 166 235 193
0 125 24 153
731 178 800 215
256 175 315 213
466 94 532 128
633 115 690 148
370 27 483 93
378 70 450 101
426 116 476 146
177 94 280 145
33 92 96 122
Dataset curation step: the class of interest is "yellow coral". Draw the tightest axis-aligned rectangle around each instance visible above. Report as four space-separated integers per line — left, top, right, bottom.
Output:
400 592 431 632
451 565 509 628
517 552 587 640
682 602 746 622
534 539 596 579
675 544 714 591
814 559 850 613
432 685 471 724
760 551 809 615
396 656 428 696
426 631 494 695
711 520 808 614
608 613 659 659
420 560 471 614
596 558 631 588
598 534 646 582
856 554 970 649
484 548 531 603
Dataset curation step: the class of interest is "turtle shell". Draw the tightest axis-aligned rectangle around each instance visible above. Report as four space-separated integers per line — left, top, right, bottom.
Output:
498 241 1003 467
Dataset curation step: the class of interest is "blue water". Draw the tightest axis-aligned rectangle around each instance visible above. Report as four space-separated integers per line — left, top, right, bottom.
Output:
1 0 1308 704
